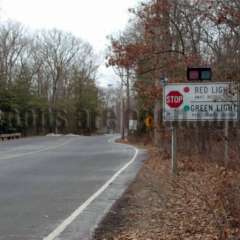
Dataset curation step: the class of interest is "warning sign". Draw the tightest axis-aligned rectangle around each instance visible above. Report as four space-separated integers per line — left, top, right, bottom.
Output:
145 116 154 128
163 82 238 121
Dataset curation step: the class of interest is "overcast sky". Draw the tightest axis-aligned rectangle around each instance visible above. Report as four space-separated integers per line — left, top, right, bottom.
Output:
1 0 138 87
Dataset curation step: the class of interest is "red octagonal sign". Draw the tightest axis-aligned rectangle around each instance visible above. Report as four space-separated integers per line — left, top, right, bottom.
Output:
166 91 183 108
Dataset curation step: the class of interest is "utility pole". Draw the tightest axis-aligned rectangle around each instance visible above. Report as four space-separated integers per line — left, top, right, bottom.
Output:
120 83 125 140
153 0 171 147
153 0 161 146
125 69 130 136
154 80 161 146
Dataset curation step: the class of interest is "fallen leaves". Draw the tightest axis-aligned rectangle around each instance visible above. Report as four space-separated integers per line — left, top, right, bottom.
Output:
94 143 240 240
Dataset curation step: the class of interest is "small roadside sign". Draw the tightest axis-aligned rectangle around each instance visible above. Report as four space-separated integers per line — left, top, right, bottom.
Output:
163 82 238 121
145 116 154 128
129 120 137 130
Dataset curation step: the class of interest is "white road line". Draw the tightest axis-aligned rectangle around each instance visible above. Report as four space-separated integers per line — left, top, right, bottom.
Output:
43 140 139 240
0 138 75 160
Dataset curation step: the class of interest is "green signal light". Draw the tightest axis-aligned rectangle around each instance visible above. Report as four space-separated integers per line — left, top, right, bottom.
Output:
184 105 190 112
201 70 211 80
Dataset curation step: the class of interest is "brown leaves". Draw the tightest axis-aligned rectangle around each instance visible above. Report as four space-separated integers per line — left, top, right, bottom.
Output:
107 38 150 70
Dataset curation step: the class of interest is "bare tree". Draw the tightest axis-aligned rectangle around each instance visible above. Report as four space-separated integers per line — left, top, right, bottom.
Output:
0 21 28 87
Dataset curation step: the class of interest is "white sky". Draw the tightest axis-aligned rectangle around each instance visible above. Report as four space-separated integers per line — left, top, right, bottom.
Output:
1 0 139 87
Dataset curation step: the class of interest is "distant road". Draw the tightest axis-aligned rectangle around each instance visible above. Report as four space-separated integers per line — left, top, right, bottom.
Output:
0 135 137 240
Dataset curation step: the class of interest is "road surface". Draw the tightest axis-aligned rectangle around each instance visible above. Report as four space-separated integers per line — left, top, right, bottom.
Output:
0 135 144 240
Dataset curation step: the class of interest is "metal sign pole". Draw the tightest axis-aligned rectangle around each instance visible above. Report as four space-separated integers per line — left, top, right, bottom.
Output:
224 120 229 166
171 125 177 175
238 82 240 123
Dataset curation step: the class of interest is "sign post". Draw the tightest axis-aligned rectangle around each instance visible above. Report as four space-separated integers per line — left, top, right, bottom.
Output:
171 125 177 175
224 120 229 166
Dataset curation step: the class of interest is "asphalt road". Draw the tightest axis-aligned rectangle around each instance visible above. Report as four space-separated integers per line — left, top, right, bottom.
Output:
0 135 139 240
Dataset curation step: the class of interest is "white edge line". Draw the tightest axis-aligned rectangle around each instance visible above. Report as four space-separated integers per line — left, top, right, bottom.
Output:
43 136 139 240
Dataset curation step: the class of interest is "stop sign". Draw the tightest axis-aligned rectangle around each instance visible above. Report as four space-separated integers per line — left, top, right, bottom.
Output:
166 91 183 108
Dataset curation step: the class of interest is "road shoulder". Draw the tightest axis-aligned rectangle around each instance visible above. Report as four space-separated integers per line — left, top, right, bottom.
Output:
55 147 147 240
94 145 240 240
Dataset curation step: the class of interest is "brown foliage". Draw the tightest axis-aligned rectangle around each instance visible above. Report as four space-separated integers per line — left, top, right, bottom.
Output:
107 0 240 110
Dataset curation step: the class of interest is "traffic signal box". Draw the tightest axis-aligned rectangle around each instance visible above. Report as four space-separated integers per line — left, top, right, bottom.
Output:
187 67 212 81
